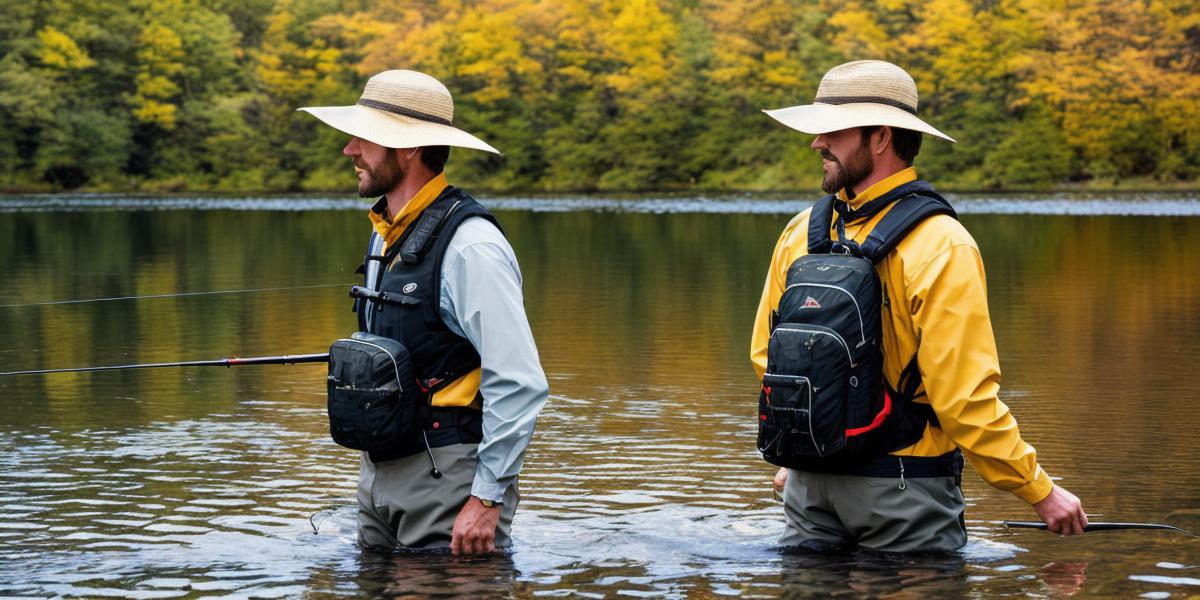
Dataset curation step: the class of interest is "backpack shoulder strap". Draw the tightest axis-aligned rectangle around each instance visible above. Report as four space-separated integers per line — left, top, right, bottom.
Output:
859 188 957 263
806 194 838 255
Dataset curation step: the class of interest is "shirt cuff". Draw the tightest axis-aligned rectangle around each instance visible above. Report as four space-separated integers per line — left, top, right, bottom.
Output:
471 477 510 504
1011 465 1055 505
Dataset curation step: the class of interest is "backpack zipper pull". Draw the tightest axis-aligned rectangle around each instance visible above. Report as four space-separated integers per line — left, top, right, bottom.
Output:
898 457 906 490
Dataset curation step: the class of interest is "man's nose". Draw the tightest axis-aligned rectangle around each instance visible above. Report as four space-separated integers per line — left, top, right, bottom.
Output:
342 137 360 156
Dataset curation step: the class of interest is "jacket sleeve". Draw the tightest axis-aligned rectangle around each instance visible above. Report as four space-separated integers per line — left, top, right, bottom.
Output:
907 243 1054 505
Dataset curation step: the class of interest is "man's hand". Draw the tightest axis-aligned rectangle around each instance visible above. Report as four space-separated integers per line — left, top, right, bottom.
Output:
1033 484 1088 535
773 467 788 498
451 496 501 556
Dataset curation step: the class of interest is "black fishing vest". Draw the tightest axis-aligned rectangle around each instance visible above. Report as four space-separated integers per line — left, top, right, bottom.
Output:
353 186 502 461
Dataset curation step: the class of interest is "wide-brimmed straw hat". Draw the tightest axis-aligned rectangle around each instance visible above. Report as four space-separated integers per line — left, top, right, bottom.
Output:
763 60 955 143
298 70 500 153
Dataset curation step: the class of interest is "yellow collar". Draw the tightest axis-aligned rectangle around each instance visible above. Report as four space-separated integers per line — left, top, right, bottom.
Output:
367 172 450 248
837 167 918 210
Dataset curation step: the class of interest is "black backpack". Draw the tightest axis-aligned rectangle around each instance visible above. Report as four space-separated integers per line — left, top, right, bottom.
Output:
758 181 956 470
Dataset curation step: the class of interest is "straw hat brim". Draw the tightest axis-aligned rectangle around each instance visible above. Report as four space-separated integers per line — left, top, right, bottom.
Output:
763 102 955 143
297 104 501 154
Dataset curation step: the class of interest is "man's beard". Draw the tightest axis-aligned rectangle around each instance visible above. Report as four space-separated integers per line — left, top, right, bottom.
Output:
820 144 874 194
357 154 404 198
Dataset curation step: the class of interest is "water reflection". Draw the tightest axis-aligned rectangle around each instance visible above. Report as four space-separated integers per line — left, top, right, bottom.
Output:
0 205 1198 597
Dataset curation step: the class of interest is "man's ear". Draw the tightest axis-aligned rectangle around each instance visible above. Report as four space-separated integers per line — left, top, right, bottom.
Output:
389 147 420 168
875 126 894 155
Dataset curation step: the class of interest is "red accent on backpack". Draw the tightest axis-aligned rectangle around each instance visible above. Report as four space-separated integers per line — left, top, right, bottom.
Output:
845 389 893 437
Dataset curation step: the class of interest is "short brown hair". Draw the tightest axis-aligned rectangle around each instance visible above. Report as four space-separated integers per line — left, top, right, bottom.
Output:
420 146 450 174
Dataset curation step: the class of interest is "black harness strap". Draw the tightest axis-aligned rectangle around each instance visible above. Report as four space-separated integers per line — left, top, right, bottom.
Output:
399 200 457 265
808 180 957 263
860 194 957 262
807 194 838 255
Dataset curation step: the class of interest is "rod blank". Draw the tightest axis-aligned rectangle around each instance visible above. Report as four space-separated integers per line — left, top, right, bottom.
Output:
1004 521 1197 536
0 353 329 377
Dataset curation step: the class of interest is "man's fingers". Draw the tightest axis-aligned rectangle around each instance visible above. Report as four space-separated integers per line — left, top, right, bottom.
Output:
772 468 788 493
473 531 495 555
1072 510 1088 535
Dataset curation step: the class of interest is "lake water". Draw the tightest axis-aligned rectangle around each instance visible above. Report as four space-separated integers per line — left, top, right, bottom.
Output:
1 193 1198 598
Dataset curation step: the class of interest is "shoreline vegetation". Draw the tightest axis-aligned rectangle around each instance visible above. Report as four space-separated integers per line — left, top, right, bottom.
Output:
1 177 1197 197
2 175 1200 196
3 1 1197 195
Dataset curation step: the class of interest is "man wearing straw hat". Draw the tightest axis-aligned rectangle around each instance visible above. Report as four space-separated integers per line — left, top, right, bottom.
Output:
299 70 548 555
750 60 1087 551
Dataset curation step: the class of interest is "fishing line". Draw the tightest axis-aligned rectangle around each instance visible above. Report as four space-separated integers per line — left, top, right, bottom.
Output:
0 283 348 308
0 353 330 377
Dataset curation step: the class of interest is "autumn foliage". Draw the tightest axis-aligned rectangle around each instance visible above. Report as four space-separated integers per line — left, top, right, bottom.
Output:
1 0 1197 192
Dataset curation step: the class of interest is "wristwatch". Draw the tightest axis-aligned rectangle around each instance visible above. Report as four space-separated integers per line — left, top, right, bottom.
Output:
478 497 501 508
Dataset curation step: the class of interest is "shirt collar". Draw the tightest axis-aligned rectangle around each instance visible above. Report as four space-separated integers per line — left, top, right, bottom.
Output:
367 172 450 248
837 167 918 210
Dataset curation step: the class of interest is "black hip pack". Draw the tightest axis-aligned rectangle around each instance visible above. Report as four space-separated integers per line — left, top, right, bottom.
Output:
326 332 421 453
758 182 957 471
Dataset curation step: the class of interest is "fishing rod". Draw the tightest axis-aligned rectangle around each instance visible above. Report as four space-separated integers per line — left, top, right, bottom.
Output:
0 283 348 309
1004 521 1197 536
0 353 329 377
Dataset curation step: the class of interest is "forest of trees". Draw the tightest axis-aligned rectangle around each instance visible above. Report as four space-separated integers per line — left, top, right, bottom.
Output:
1 0 1197 193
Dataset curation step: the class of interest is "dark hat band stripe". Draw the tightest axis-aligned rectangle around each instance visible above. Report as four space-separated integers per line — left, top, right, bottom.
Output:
814 95 917 115
357 99 452 126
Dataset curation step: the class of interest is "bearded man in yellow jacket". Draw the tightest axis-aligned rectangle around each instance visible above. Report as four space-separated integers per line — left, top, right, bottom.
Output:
751 60 1087 552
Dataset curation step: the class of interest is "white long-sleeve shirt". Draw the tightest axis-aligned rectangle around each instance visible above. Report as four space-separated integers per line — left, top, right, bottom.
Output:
437 217 548 502
364 215 548 502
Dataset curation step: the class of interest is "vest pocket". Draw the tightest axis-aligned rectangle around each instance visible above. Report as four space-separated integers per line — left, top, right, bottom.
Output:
327 387 416 452
326 333 419 453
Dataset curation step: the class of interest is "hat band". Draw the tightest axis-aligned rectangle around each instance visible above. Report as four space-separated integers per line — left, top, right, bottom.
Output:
357 98 453 126
814 95 917 115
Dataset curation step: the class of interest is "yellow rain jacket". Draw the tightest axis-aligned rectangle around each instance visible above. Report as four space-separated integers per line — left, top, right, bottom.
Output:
750 168 1054 505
